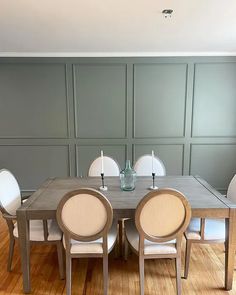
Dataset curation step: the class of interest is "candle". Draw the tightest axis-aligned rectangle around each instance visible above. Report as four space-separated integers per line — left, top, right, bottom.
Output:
101 150 104 174
151 150 154 173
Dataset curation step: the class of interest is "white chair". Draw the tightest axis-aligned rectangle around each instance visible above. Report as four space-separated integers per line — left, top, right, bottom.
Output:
88 156 120 176
124 189 191 295
184 174 236 279
89 155 121 256
134 154 166 176
56 188 117 295
0 169 64 278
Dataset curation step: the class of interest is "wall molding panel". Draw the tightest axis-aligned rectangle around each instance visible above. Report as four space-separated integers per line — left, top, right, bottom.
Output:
0 63 69 139
133 144 184 175
192 62 236 138
76 144 127 177
0 144 70 191
133 63 188 138
190 144 236 191
0 56 235 191
73 63 128 139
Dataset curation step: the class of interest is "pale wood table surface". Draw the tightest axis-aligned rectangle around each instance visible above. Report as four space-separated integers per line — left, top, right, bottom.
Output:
16 176 236 293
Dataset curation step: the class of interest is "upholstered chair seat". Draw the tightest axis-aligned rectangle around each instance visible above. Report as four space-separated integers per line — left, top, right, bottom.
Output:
125 219 177 255
13 219 62 241
185 218 225 241
63 222 117 254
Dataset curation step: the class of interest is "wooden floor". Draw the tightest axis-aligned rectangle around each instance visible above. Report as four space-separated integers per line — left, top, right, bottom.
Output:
0 216 236 295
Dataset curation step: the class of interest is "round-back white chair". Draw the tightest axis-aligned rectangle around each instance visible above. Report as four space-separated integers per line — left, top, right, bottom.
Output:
134 154 166 176
57 188 113 241
88 156 120 176
0 169 21 216
0 169 63 276
57 188 117 295
227 174 236 202
124 189 191 295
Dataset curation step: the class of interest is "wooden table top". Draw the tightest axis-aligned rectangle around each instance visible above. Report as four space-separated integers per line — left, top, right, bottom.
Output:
19 176 235 219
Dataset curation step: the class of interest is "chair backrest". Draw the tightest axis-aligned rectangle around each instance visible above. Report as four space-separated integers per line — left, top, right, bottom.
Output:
0 169 21 216
135 188 191 243
134 154 166 176
88 156 120 176
56 188 113 242
227 174 236 203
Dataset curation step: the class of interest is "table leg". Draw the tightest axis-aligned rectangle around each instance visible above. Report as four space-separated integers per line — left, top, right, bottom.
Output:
225 207 236 290
17 210 31 293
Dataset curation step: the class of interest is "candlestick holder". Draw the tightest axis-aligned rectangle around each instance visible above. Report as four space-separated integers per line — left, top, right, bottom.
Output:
149 172 158 190
100 173 108 191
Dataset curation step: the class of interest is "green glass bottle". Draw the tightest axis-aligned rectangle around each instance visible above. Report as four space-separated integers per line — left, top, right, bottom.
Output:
120 160 136 191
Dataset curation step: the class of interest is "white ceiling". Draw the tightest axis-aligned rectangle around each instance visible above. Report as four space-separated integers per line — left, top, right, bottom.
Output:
0 0 236 56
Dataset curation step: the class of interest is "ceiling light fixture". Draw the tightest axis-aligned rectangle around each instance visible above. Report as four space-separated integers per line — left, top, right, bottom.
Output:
162 9 173 18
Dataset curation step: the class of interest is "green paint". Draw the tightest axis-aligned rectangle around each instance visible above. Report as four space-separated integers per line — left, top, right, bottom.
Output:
0 57 235 191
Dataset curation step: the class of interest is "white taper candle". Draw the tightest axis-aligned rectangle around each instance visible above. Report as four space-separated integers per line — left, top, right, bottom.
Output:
101 150 104 174
151 150 154 173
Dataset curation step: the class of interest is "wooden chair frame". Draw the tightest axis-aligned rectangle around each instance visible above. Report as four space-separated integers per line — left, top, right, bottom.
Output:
125 188 191 295
0 168 64 278
56 188 115 295
184 217 225 279
184 175 236 279
0 203 64 278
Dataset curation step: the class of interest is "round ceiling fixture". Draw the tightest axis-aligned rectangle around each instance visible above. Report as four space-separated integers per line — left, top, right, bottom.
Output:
162 9 173 18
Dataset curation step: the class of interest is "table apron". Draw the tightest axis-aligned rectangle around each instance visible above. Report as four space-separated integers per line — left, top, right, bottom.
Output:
192 208 229 218
23 207 230 220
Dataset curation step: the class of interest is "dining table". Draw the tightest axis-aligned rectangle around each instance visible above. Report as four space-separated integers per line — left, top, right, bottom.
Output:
16 175 236 293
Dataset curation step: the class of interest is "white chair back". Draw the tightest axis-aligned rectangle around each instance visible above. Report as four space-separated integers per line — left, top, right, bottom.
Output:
88 156 120 176
0 169 21 215
135 189 191 243
57 189 113 241
134 154 166 176
227 174 236 203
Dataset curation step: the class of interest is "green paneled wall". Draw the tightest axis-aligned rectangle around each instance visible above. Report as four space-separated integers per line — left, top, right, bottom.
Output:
134 63 187 138
74 64 127 138
0 57 235 192
0 63 68 138
192 63 236 137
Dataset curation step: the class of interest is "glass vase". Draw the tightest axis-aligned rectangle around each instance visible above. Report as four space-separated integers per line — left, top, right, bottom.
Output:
120 160 136 191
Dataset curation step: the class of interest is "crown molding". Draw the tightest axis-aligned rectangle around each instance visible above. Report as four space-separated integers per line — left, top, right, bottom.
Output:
0 51 236 57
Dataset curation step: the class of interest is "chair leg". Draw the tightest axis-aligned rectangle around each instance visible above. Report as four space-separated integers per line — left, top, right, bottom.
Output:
118 219 124 257
7 238 15 272
124 237 129 261
175 257 182 295
103 254 109 295
139 256 144 295
57 241 65 280
113 221 119 259
114 237 119 258
66 254 72 295
184 240 192 279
